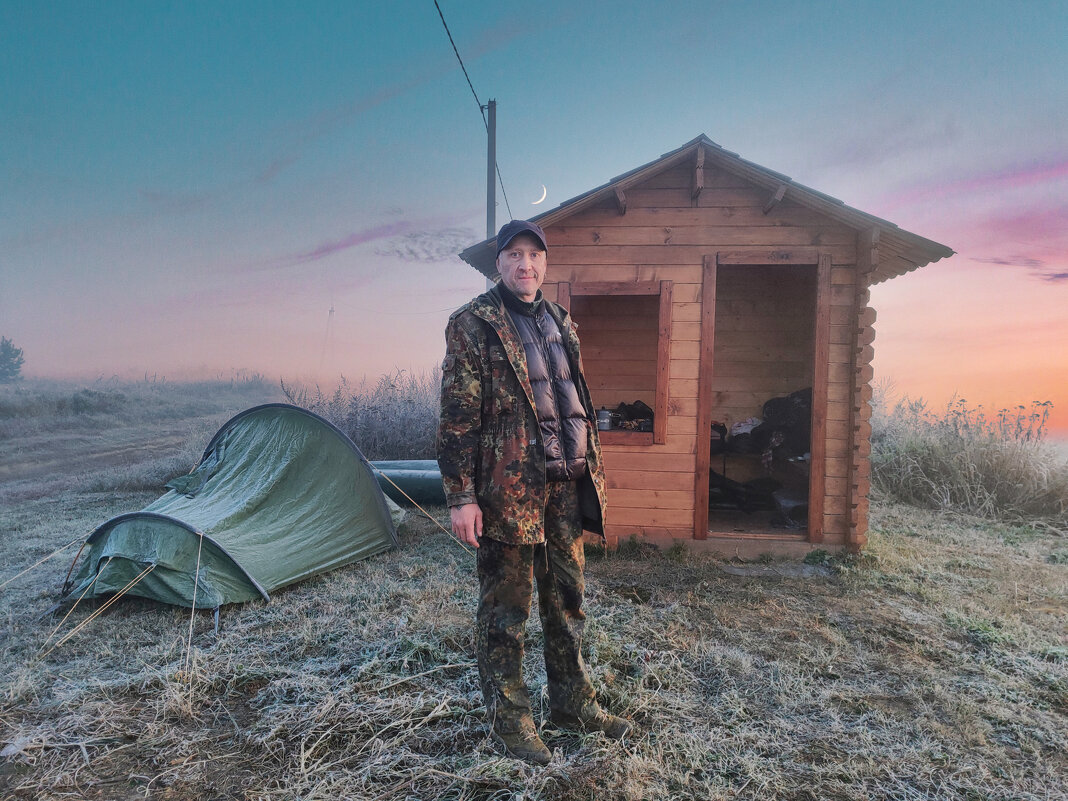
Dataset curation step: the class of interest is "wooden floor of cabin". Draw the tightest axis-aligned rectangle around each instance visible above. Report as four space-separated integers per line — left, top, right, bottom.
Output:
707 510 807 539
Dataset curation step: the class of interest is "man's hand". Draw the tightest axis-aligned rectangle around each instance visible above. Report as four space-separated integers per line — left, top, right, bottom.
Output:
450 503 483 548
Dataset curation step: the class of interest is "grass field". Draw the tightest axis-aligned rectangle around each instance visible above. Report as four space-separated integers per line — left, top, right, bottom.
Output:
1 380 1065 800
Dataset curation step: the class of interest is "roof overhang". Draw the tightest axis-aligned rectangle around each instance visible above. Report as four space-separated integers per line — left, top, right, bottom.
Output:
459 134 954 284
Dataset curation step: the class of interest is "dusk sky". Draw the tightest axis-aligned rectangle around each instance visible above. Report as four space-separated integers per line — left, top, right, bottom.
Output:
2 1 1066 432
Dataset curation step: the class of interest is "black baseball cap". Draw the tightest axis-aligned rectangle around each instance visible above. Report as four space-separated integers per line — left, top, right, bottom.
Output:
495 219 548 256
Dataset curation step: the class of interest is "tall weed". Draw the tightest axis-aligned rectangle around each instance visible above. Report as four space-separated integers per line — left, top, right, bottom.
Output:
280 369 440 460
871 386 1067 525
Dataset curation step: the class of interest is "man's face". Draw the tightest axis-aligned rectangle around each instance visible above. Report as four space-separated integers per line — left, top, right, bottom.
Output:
496 234 546 302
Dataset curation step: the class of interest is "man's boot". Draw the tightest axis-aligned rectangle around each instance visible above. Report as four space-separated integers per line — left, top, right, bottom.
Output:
550 702 633 740
490 716 552 765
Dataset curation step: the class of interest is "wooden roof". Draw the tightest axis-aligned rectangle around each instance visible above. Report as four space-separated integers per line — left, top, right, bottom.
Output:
459 134 954 284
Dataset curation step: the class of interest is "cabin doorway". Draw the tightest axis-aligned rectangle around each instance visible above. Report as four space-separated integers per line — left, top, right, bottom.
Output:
696 253 830 541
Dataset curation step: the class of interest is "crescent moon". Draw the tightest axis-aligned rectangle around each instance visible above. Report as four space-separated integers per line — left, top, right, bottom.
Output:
532 184 547 205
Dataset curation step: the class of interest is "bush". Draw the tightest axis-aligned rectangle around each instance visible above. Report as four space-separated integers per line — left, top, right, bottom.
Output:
0 336 24 383
870 389 1067 526
280 369 440 460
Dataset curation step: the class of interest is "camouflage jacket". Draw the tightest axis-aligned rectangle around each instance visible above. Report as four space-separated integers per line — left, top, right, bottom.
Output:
436 285 607 544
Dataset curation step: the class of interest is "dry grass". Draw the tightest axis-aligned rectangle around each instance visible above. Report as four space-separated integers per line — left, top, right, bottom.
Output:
1 381 1066 800
871 392 1068 528
280 370 440 461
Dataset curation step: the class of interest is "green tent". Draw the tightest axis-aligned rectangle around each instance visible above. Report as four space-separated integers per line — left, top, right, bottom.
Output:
63 404 401 608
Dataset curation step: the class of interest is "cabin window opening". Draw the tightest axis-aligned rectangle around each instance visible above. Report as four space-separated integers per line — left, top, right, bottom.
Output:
562 281 671 446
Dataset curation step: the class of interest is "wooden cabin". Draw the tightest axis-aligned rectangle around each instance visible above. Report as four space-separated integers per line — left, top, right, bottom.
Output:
460 135 953 557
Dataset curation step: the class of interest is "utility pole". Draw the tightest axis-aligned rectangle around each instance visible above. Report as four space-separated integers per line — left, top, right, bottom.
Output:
485 99 496 239
485 98 496 288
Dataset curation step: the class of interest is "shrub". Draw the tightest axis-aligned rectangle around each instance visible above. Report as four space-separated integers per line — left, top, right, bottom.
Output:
280 369 440 461
0 336 25 383
870 389 1067 526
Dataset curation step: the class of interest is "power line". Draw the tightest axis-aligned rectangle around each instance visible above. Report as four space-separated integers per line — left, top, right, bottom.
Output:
433 0 513 220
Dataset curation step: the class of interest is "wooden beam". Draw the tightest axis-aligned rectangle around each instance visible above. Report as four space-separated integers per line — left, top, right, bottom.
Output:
693 256 717 540
691 146 705 203
762 183 787 215
857 227 880 275
655 281 673 445
807 253 832 544
614 187 627 216
557 281 571 313
570 280 661 296
716 248 819 265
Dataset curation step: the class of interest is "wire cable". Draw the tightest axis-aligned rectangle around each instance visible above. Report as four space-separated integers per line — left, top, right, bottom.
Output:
433 0 513 220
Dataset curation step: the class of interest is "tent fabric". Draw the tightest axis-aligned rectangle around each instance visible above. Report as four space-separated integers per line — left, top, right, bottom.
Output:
64 404 401 608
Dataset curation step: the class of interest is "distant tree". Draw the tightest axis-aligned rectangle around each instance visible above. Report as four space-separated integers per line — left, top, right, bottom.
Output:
0 336 25 383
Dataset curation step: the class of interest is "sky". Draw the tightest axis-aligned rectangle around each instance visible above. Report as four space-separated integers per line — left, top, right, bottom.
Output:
2 1 1066 433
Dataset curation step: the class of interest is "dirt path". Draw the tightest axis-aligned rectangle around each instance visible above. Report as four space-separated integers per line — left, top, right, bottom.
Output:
0 428 192 484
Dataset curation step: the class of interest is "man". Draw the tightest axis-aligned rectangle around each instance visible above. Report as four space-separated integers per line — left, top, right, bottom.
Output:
437 219 632 765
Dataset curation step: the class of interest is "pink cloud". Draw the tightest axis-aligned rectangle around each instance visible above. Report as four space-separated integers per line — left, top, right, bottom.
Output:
882 156 1068 209
260 221 418 269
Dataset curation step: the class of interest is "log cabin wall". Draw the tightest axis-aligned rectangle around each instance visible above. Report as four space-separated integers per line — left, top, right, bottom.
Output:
540 153 860 548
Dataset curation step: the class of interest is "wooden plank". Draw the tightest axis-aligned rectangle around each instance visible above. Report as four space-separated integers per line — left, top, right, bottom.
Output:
666 416 697 435
582 330 663 348
603 523 694 540
557 281 570 313
655 281 673 445
825 457 849 478
831 266 856 285
762 183 787 214
571 280 662 296
587 375 657 391
602 434 696 454
667 340 700 360
669 359 700 379
670 378 699 398
824 494 849 516
830 325 854 345
672 302 702 322
707 378 809 398
692 145 705 201
599 431 653 446
830 306 855 325
827 400 850 421
607 488 695 510
694 256 717 540
551 265 705 284
549 244 852 266
601 451 696 472
610 506 694 528
827 382 851 403
717 248 818 265
807 253 831 543
667 397 698 417
671 321 702 341
711 313 812 332
706 360 811 379
566 202 839 228
608 470 697 491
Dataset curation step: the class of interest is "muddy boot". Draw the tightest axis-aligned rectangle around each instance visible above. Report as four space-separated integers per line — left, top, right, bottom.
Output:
550 703 632 740
490 717 552 765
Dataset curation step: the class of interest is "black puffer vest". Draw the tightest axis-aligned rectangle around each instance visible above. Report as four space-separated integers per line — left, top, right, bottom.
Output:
501 287 589 482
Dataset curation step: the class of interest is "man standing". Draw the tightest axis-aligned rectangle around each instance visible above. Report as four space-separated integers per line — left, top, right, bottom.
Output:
437 220 632 765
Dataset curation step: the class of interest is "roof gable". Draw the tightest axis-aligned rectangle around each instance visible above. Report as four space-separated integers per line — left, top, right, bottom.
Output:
460 134 953 283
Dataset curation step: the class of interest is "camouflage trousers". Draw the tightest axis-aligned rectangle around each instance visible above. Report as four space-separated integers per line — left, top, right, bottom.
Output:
475 480 598 733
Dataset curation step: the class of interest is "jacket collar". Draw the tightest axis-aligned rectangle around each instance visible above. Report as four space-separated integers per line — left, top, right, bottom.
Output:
468 286 537 414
